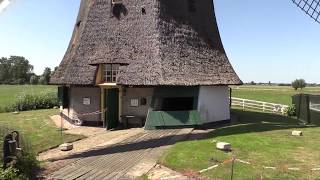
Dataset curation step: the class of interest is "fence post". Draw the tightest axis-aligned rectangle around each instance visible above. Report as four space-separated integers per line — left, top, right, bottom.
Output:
242 99 245 110
230 156 235 180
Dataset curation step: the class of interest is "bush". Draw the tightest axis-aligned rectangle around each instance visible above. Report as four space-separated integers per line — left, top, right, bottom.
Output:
15 148 39 178
4 92 59 112
29 75 39 85
291 79 307 90
0 127 38 179
284 104 296 117
0 166 26 180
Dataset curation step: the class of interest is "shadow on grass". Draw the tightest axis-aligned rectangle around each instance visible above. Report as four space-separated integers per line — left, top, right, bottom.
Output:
208 109 320 138
45 109 320 164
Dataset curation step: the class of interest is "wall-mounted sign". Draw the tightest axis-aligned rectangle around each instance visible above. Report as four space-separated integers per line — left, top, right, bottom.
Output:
130 99 139 107
83 98 91 105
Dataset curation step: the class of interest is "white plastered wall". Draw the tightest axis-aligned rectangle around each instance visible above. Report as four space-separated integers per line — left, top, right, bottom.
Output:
197 86 230 123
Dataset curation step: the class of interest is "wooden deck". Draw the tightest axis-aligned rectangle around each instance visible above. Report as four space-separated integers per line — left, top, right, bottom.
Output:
50 129 182 180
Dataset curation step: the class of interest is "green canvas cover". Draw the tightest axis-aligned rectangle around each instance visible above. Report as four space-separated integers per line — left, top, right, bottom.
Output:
145 110 205 129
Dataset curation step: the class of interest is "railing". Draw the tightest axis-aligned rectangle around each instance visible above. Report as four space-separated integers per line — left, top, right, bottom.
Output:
310 102 320 112
231 97 289 114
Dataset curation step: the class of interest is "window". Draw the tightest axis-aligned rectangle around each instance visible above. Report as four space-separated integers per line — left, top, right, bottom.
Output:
130 99 139 107
83 98 91 105
72 21 81 47
103 64 120 83
154 97 195 111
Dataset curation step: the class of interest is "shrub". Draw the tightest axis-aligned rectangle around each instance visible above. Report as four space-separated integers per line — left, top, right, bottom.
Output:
15 147 39 178
291 79 307 90
0 166 26 180
284 104 296 117
0 127 38 179
29 75 39 85
4 92 59 112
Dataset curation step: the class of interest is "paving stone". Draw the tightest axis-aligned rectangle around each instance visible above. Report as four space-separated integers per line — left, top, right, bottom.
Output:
48 129 190 180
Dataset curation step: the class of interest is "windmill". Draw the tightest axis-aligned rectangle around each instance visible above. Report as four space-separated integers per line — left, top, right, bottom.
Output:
292 0 320 24
0 0 12 14
0 0 319 24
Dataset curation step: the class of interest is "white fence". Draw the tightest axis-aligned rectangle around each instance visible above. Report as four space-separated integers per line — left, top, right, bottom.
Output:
231 97 289 114
310 102 320 112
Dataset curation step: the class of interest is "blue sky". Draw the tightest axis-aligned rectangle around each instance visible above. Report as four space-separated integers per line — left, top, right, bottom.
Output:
0 0 319 83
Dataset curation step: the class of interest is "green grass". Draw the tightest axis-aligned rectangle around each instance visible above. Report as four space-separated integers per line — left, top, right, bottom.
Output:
232 85 320 105
0 109 84 157
160 109 320 179
0 85 57 110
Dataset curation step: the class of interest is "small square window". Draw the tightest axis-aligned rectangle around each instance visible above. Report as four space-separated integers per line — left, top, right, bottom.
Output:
83 98 91 105
130 99 139 107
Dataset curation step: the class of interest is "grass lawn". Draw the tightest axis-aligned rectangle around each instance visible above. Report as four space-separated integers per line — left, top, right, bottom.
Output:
160 109 320 179
232 85 320 105
0 85 57 109
0 109 84 159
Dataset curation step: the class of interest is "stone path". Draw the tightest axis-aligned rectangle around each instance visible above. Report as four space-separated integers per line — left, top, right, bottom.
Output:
38 128 143 162
48 129 193 180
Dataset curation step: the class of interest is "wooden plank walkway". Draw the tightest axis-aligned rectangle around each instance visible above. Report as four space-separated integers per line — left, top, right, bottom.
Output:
50 129 181 180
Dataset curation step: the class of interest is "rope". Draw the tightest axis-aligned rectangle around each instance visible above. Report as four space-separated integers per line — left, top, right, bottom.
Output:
198 157 320 174
73 108 108 117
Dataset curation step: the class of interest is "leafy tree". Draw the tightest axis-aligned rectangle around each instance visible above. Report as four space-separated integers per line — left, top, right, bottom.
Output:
38 76 46 85
292 79 307 90
0 56 33 84
29 75 39 85
41 67 51 85
52 66 58 75
0 57 11 84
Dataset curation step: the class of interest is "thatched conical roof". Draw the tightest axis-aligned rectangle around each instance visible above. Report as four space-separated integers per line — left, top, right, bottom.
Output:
50 0 242 86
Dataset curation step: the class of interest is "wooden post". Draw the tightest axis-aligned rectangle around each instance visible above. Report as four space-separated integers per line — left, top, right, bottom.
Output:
229 88 232 108
297 94 303 120
306 95 311 124
101 88 105 127
242 99 245 110
230 157 235 180
118 86 122 123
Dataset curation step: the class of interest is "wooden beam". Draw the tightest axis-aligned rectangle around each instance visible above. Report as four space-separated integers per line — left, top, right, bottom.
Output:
101 88 105 128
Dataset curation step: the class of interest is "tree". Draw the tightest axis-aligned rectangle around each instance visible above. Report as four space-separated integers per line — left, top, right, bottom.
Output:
0 57 11 84
52 66 58 76
292 79 307 90
0 56 33 84
38 76 46 85
29 75 39 85
250 81 256 85
41 67 51 85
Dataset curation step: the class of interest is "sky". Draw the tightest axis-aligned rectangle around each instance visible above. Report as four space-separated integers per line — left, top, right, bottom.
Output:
0 0 319 83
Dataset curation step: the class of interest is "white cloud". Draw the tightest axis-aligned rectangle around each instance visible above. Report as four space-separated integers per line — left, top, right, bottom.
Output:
0 0 11 14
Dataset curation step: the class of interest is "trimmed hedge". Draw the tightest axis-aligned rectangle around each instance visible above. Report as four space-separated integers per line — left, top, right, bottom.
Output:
0 92 59 113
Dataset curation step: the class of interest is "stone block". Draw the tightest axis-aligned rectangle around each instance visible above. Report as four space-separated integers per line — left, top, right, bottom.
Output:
216 142 231 151
292 131 302 136
59 143 73 151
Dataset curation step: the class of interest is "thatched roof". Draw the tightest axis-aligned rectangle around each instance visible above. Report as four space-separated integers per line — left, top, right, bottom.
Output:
50 0 242 86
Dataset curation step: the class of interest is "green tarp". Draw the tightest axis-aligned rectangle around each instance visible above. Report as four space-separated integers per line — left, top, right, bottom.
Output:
145 110 205 129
